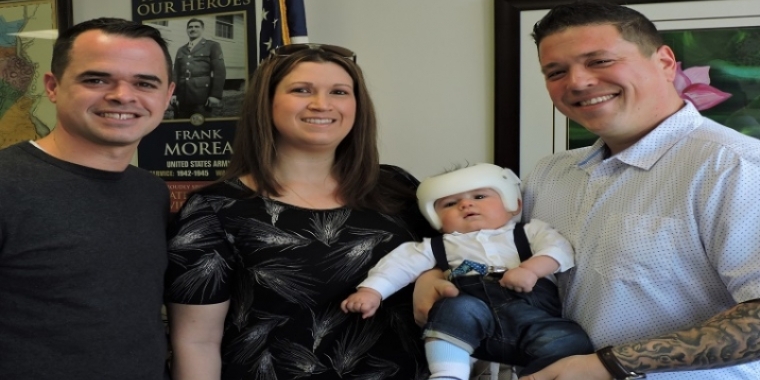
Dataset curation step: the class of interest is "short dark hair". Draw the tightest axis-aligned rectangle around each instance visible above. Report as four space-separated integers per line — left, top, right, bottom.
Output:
532 1 664 56
51 17 172 82
223 47 413 213
187 18 204 28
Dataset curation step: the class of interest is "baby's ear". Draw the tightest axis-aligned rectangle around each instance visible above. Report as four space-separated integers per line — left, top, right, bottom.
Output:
512 199 523 215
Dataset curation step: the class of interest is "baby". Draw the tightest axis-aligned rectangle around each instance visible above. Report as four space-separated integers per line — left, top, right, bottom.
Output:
341 163 592 379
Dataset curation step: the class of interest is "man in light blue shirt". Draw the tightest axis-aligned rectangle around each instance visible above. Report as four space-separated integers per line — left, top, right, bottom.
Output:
413 1 760 379
520 1 760 379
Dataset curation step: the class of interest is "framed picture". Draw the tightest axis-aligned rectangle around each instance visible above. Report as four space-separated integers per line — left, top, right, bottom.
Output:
493 0 721 176
131 2 257 212
0 0 71 150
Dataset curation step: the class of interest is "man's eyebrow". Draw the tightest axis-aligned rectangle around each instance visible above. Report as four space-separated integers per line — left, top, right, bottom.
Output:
540 62 561 74
135 74 163 84
540 50 610 74
75 71 163 85
76 70 111 79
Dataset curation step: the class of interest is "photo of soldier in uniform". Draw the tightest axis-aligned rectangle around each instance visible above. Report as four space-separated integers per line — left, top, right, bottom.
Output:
147 14 247 122
171 18 225 119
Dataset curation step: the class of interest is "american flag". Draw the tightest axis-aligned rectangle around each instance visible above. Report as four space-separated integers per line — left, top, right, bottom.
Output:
259 0 308 62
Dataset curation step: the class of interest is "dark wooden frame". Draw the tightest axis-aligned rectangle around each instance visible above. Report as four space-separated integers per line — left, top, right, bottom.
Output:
494 0 707 175
57 0 72 30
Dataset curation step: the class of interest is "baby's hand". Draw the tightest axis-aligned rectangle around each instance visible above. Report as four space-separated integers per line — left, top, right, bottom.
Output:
499 267 538 293
341 288 382 319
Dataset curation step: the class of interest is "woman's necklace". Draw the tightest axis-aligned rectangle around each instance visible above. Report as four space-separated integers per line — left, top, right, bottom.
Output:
282 183 319 209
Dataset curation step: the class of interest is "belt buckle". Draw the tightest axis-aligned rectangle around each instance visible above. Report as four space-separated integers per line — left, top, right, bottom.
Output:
485 266 507 280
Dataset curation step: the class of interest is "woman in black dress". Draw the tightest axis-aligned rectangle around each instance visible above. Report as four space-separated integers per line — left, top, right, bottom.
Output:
166 44 435 380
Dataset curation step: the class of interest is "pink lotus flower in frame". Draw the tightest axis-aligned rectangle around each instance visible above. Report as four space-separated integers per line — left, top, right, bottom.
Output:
674 62 732 111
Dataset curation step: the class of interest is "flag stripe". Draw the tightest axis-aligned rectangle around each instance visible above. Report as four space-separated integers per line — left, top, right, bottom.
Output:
259 0 308 62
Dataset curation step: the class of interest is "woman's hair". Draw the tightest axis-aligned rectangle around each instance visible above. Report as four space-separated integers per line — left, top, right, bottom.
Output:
222 46 413 214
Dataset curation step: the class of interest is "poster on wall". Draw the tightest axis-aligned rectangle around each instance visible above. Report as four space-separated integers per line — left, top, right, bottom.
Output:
131 0 256 212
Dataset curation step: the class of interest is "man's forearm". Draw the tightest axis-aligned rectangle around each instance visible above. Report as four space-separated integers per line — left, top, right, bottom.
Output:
614 300 760 373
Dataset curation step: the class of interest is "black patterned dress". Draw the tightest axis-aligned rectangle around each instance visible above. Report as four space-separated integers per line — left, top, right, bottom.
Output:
166 166 435 379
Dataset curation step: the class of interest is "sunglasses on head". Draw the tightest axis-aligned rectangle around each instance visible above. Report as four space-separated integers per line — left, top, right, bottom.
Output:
271 43 357 62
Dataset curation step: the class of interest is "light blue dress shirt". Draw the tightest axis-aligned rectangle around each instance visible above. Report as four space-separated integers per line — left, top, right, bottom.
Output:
523 101 760 379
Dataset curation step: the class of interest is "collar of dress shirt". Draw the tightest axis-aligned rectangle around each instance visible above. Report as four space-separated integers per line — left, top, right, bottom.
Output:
446 219 516 237
577 100 701 171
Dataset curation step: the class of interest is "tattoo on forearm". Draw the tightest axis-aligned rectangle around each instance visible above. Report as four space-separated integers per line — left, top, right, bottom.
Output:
613 302 760 373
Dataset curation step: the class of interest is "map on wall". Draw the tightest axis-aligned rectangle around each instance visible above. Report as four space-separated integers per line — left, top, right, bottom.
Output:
0 1 57 150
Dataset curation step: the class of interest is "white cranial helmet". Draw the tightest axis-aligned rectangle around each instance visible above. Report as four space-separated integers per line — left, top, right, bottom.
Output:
416 163 522 230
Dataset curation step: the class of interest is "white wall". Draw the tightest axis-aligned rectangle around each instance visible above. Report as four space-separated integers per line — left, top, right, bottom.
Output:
71 0 493 179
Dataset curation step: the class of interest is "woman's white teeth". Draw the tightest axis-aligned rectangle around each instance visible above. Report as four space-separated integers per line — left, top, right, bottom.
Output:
579 94 615 106
303 118 332 124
